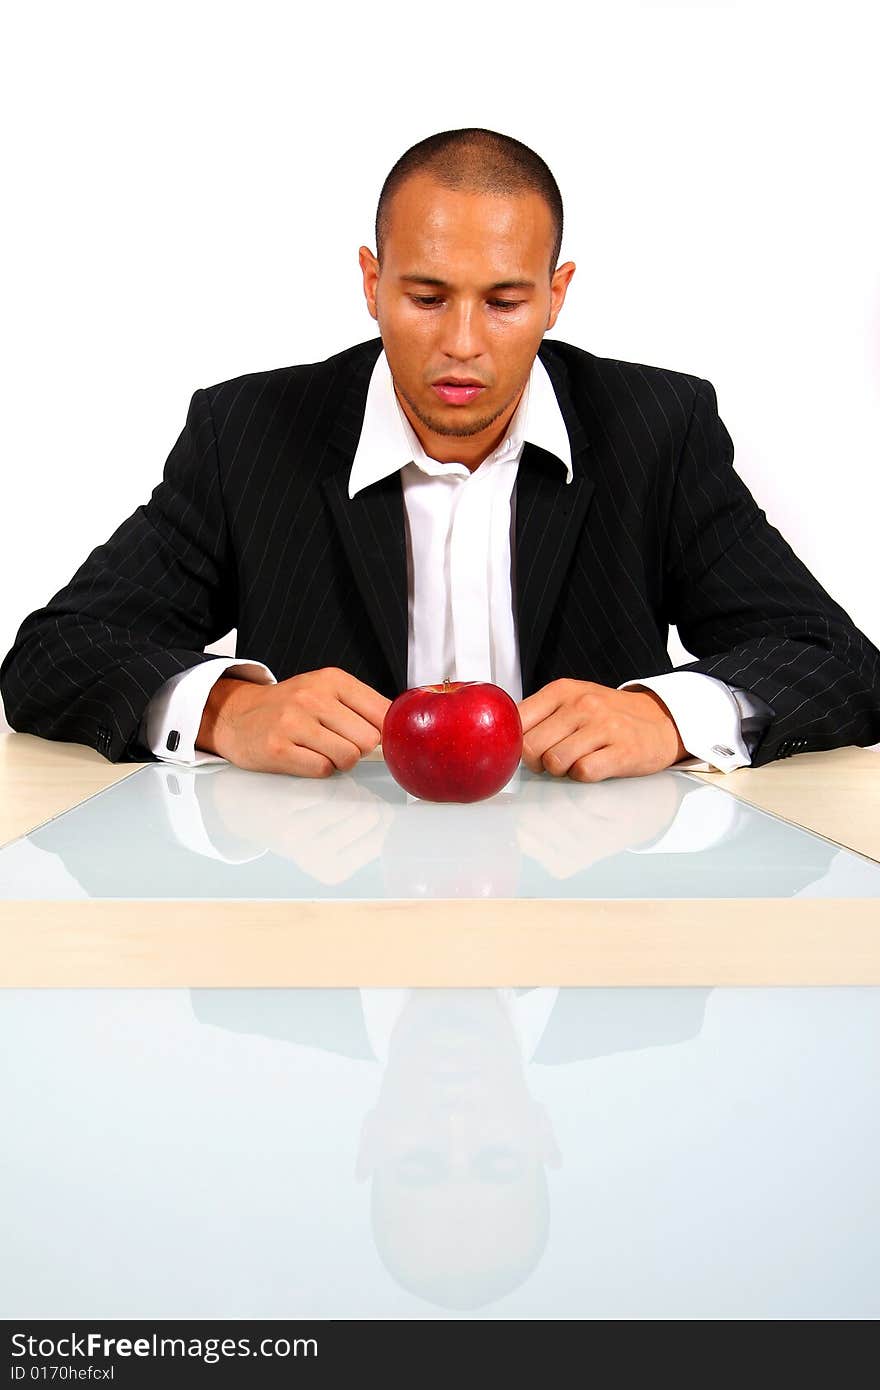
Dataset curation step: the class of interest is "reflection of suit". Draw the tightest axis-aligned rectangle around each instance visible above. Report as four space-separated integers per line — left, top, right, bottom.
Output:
2 337 879 766
188 987 713 1067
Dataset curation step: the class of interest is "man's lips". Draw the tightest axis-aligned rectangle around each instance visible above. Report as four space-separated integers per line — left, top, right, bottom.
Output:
431 382 486 405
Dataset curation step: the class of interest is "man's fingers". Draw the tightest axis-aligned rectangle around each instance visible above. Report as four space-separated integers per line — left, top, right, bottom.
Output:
516 679 685 784
537 727 607 777
255 668 390 776
283 744 336 778
567 747 620 783
331 669 392 735
298 721 364 773
318 702 384 755
521 709 580 771
517 681 567 736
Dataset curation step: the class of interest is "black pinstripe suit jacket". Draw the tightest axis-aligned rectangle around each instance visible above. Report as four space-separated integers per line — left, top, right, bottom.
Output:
2 335 878 768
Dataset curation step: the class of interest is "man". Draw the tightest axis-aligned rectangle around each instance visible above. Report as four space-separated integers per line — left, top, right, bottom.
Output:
2 128 878 781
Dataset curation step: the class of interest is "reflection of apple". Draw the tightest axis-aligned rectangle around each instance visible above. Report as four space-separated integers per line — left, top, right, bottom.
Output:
382 679 523 803
382 799 521 897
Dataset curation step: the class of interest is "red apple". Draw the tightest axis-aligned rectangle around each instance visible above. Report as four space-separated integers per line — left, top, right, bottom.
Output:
382 678 523 803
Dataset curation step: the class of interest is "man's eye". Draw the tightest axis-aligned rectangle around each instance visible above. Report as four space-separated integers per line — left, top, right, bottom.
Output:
410 296 522 311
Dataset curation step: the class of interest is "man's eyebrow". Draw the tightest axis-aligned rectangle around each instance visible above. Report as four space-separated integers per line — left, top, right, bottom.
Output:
399 274 536 290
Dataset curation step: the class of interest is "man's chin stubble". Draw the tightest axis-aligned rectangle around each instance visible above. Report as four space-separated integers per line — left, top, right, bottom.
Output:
400 388 518 440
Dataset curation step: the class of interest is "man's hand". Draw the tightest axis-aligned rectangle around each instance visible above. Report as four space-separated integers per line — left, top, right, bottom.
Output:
197 666 391 777
518 679 689 782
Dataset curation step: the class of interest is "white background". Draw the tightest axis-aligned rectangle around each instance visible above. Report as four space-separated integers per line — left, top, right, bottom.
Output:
2 0 878 729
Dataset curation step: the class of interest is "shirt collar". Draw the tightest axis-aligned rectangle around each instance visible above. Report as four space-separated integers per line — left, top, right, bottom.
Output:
347 346 574 499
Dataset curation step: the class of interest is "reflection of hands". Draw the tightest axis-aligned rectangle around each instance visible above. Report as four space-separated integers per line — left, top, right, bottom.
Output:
518 680 688 782
515 769 684 878
196 753 687 888
209 767 394 884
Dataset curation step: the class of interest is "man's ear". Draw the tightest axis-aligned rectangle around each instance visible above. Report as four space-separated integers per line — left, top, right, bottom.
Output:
546 260 576 332
355 1105 378 1182
358 246 380 321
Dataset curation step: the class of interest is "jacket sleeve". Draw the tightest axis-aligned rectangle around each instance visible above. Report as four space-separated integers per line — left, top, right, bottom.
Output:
663 377 880 767
0 387 239 763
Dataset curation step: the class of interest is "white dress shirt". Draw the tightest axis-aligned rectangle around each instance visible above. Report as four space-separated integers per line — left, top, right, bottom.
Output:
139 347 773 772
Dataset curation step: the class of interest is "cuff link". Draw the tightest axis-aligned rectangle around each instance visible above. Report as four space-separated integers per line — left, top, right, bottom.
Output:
166 729 181 752
711 744 735 758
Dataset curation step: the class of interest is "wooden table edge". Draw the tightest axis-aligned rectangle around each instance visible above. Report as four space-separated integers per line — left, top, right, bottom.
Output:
2 896 879 987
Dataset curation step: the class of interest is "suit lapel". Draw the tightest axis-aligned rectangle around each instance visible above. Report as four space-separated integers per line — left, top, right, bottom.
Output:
321 467 408 695
516 345 594 696
319 337 593 699
321 340 409 694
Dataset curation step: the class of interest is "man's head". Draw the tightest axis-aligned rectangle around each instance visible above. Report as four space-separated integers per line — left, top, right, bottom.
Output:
355 989 560 1310
359 128 576 468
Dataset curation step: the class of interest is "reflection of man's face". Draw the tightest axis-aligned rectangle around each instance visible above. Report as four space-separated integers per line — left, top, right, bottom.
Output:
360 173 573 467
356 990 559 1308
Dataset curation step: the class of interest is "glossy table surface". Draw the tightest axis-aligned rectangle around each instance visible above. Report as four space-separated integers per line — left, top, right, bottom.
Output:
2 984 877 1319
2 757 879 901
1 736 878 986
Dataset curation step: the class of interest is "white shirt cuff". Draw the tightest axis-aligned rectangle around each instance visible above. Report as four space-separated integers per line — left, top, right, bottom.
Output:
139 657 277 766
618 671 773 773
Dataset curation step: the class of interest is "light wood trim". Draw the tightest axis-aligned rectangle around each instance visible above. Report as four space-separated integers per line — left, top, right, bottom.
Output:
1 897 879 987
0 732 143 847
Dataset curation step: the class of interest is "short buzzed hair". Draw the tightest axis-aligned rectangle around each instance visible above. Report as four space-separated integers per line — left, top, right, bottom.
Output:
375 127 564 279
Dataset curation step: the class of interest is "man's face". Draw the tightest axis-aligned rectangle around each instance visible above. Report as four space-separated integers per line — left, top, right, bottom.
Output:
359 173 575 465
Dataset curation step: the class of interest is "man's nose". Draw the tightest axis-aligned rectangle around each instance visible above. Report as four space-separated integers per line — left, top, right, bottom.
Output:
438 299 484 362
